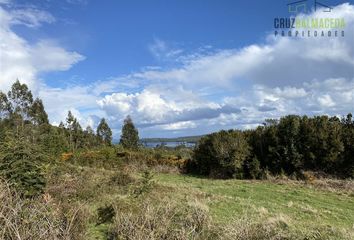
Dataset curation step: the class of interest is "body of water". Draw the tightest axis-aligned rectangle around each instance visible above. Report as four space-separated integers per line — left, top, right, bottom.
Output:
142 141 196 148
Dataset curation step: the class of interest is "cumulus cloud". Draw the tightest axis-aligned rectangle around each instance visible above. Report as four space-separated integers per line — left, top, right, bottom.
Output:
97 88 240 129
1 1 353 137
0 3 88 127
96 3 354 135
0 5 84 91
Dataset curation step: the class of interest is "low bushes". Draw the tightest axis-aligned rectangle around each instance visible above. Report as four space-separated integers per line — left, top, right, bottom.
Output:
0 179 88 240
107 198 214 240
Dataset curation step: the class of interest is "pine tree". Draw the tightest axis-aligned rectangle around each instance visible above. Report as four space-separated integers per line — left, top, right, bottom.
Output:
0 131 46 197
120 115 139 149
97 118 112 145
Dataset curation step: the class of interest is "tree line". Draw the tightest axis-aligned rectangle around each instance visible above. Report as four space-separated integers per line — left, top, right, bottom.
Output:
189 114 354 179
0 80 140 196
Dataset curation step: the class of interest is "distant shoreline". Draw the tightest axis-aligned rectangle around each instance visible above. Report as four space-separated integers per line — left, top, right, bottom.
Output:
141 135 204 143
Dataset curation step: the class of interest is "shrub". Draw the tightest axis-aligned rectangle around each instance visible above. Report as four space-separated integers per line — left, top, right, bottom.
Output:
193 130 250 178
72 147 122 169
61 152 73 161
97 204 115 225
109 170 134 186
0 179 88 240
244 156 262 179
0 134 46 197
108 198 213 240
131 170 155 198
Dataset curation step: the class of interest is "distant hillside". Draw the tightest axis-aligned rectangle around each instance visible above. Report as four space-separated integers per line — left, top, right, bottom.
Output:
141 135 204 143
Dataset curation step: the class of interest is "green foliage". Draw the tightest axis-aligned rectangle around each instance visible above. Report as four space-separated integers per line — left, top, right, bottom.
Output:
97 118 112 146
0 133 46 197
193 130 250 178
72 147 122 169
29 98 49 125
247 114 352 178
97 205 115 225
131 170 154 198
120 115 139 149
245 156 262 179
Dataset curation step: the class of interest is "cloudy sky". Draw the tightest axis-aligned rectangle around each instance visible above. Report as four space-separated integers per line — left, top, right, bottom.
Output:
0 0 353 139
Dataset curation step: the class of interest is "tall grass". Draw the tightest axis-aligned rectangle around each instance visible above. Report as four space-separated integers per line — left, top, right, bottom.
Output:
0 179 87 240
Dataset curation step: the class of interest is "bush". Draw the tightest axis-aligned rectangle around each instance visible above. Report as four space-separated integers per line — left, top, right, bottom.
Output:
108 198 213 240
244 156 262 179
131 170 155 198
72 147 122 169
0 179 88 240
192 130 250 178
97 204 115 225
109 170 134 186
0 134 46 197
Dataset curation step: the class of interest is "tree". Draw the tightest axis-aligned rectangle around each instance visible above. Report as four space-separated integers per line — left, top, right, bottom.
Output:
7 80 33 121
72 118 83 150
341 113 354 177
3 80 34 135
120 115 139 149
29 98 49 125
0 92 11 119
193 130 250 178
97 118 112 145
66 111 75 151
277 115 302 173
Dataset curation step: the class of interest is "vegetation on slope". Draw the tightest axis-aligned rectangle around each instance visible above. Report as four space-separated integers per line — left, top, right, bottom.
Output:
0 81 353 239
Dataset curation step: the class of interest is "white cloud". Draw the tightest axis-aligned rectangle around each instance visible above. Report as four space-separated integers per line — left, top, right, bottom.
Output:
148 38 183 61
0 6 85 91
95 3 354 135
317 94 335 107
1 2 353 137
10 8 55 28
161 121 196 130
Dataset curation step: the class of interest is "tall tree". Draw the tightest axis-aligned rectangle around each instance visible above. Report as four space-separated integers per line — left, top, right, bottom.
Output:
120 115 139 149
72 119 83 150
29 98 49 125
66 111 75 151
97 118 112 145
7 80 33 120
6 80 34 134
0 92 11 119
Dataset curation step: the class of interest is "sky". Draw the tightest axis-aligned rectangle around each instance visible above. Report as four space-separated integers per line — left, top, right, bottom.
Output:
0 0 353 139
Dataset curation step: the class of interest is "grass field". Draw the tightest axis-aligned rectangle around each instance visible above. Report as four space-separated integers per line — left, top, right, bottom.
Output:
83 167 354 239
155 174 354 229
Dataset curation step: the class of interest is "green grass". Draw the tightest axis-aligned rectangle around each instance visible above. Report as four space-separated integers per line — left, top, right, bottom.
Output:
53 164 353 239
155 173 354 232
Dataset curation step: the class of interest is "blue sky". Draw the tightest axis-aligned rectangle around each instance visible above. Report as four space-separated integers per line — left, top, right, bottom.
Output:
0 0 353 139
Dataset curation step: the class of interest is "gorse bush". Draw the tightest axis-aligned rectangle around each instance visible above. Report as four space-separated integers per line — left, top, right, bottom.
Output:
0 133 46 197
